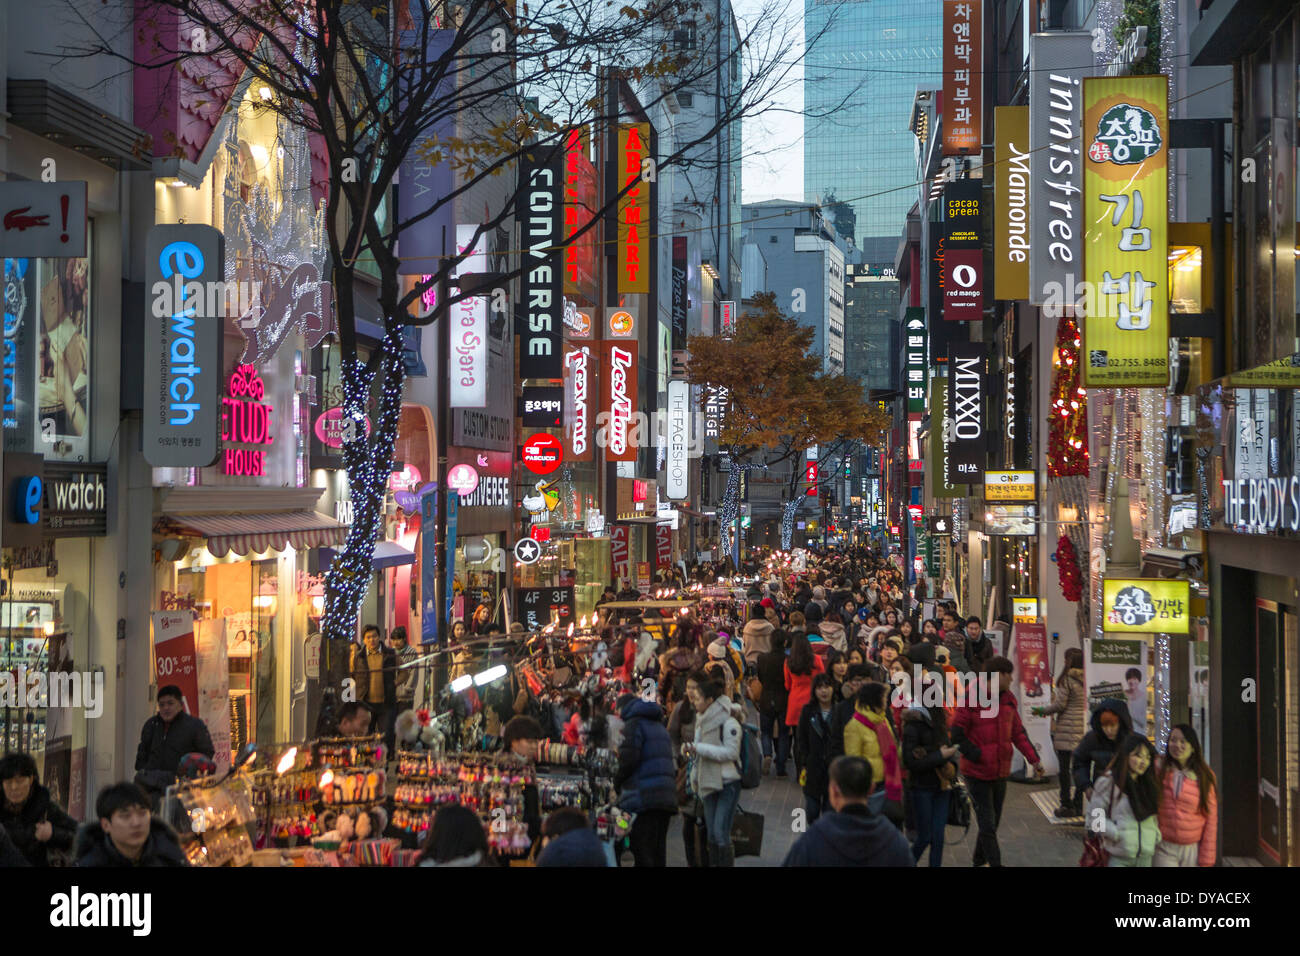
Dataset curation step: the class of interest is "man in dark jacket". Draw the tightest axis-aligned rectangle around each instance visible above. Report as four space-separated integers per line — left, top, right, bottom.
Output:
76 783 188 867
0 753 78 866
615 695 677 867
134 684 215 805
783 756 913 866
1071 698 1132 797
351 625 398 752
964 616 995 672
756 634 791 775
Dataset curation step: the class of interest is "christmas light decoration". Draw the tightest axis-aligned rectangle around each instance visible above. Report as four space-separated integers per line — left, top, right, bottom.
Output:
780 498 799 550
1048 316 1089 477
1055 534 1083 602
1155 630 1171 754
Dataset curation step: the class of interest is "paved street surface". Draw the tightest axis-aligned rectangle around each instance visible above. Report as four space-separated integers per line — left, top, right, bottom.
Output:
663 767 1085 867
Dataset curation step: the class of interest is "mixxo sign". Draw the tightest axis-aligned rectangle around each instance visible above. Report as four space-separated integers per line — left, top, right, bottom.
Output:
947 343 985 481
143 224 224 467
517 150 564 379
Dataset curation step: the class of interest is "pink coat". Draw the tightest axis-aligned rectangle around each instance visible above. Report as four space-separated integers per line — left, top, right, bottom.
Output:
1157 764 1218 867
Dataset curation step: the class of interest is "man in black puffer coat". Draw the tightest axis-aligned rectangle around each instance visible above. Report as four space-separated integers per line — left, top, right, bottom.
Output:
75 783 188 867
134 684 215 805
615 695 678 867
0 753 78 866
783 756 913 867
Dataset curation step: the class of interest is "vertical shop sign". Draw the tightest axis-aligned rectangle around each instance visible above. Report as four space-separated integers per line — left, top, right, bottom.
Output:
144 224 224 467
928 230 950 361
449 295 487 407
518 148 564 379
420 490 438 645
563 344 593 461
943 179 983 321
602 339 638 462
930 378 965 497
611 523 630 585
666 379 690 499
617 123 651 294
905 308 927 412
1028 32 1095 306
151 611 201 716
396 29 455 275
1082 75 1169 387
671 237 688 351
563 127 598 301
1010 622 1054 773
994 106 1031 300
3 257 37 452
656 522 673 569
942 0 982 155
947 342 985 482
444 492 459 628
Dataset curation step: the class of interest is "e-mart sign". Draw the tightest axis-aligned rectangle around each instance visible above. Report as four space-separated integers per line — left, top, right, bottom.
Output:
984 470 1035 501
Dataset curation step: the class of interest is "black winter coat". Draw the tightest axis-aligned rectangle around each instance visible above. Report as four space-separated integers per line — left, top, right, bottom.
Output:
1072 698 1134 792
828 698 857 759
0 821 29 866
75 819 188 867
901 705 954 790
756 649 789 716
134 711 215 786
0 784 77 866
796 702 835 799
615 699 678 812
782 804 914 867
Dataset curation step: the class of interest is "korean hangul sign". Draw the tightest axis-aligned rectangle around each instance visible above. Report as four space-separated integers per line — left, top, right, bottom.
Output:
1103 578 1190 634
1082 75 1168 386
942 1 982 155
905 308 927 412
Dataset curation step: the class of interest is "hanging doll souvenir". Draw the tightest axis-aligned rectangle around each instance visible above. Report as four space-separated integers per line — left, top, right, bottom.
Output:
590 641 608 671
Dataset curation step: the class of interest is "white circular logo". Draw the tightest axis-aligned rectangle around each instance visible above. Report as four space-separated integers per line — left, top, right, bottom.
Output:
514 538 542 565
952 263 978 289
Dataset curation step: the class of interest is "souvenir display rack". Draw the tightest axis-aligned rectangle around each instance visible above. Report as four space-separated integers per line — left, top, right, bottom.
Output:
392 750 535 857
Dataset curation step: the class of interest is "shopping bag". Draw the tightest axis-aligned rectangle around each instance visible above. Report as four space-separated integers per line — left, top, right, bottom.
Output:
947 778 972 830
730 807 765 858
1079 833 1110 867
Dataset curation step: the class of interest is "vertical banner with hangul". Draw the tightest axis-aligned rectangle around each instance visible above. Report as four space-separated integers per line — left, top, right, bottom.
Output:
905 307 927 412
1082 75 1168 386
942 0 982 156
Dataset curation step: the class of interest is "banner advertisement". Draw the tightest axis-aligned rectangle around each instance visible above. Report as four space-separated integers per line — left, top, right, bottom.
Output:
396 29 454 276
1102 577 1190 634
449 295 487 407
3 256 38 453
563 343 594 461
195 618 231 775
994 106 1030 300
563 127 598 301
420 490 438 644
611 524 631 586
943 179 984 321
602 339 638 462
1009 622 1056 775
942 0 983 156
947 342 986 482
984 470 1035 501
517 148 564 379
666 378 690 499
151 611 201 717
617 123 651 294
671 236 688 351
444 492 459 628
1084 636 1149 737
1082 75 1169 386
656 522 673 569
1028 32 1096 306
905 308 927 413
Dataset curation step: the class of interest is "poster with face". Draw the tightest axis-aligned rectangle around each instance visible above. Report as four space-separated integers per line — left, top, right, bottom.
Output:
1084 637 1149 737
36 251 91 462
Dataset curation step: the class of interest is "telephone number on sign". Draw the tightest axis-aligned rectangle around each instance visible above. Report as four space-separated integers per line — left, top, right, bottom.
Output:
1103 357 1165 367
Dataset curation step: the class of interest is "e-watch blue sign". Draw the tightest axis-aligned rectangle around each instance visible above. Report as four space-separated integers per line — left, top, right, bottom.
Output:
13 475 41 524
143 224 224 467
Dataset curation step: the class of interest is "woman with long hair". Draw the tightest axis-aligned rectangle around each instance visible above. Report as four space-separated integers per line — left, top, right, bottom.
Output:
1085 734 1161 867
417 803 493 867
783 633 825 732
1033 647 1088 817
1154 724 1218 867
795 673 837 824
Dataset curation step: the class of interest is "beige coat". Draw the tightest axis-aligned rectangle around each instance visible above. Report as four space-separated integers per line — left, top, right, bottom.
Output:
1042 668 1087 751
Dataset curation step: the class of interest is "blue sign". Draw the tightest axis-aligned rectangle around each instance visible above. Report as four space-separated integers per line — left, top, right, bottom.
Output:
444 492 459 627
13 475 41 524
420 489 438 645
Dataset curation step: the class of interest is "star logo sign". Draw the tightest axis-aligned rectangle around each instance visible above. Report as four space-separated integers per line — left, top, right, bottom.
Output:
514 538 542 564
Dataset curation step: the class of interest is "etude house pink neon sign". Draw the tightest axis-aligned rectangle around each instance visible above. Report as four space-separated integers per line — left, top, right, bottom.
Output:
221 364 273 476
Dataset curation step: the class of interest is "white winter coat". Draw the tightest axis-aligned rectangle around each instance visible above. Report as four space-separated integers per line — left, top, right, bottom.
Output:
691 695 743 796
1087 771 1159 867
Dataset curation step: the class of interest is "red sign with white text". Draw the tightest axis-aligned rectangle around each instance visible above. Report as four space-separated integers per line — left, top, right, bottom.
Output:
656 523 673 569
521 434 563 475
151 611 201 717
563 343 594 462
942 0 983 155
806 462 819 497
602 340 638 462
611 524 631 586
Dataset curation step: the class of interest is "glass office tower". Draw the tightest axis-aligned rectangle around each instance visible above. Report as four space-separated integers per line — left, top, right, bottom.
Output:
804 0 942 244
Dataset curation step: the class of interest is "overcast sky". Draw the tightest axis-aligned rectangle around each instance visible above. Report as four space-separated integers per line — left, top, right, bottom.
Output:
735 0 805 205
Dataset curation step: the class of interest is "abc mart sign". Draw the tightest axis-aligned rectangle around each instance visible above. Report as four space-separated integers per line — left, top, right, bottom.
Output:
984 470 1036 502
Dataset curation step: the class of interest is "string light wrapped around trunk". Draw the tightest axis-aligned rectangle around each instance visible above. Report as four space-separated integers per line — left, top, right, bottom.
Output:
1048 316 1089 477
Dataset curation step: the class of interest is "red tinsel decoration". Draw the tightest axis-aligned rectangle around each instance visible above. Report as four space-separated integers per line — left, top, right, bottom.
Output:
1048 316 1089 477
1056 535 1083 602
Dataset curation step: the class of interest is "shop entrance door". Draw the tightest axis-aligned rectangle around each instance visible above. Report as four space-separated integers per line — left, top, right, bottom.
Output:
1256 599 1293 864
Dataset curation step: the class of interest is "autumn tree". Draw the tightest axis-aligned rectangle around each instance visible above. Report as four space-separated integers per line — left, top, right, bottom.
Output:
686 292 888 560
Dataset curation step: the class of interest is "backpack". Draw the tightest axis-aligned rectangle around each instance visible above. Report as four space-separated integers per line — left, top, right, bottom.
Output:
722 719 763 790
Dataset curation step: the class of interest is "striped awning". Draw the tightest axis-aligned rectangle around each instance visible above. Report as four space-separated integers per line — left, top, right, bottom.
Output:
165 511 349 558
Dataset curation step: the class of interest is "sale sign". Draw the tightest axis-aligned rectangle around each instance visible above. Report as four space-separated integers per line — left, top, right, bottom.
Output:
656 522 673 569
611 523 630 586
151 611 201 716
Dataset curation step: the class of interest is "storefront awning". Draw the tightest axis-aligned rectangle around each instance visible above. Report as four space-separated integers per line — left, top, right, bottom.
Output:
320 540 415 571
164 511 348 558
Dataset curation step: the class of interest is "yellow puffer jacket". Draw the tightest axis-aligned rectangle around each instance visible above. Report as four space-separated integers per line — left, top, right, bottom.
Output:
844 706 892 786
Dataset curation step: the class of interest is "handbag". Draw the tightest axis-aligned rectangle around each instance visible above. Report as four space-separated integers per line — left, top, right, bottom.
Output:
947 777 972 830
675 759 695 805
731 807 765 858
746 676 764 705
1080 779 1116 867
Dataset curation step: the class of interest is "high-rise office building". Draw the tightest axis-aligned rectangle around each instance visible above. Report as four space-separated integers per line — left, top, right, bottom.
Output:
804 0 942 243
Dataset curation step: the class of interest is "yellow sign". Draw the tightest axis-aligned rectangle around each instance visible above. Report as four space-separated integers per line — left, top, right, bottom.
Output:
617 123 651 294
1103 578 1190 634
984 470 1036 501
1012 596 1039 623
994 107 1030 300
1082 76 1169 387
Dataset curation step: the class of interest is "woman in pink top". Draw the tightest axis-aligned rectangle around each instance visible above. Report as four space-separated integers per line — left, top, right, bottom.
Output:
1154 724 1218 867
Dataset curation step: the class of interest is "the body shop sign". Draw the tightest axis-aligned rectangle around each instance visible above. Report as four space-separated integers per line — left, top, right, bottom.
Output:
143 225 224 467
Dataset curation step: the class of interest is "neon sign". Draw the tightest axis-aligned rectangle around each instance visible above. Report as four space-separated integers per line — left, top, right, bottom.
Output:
221 364 273 476
608 345 633 456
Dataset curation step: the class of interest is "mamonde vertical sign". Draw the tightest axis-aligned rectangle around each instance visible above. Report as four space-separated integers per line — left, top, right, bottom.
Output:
994 106 1030 300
